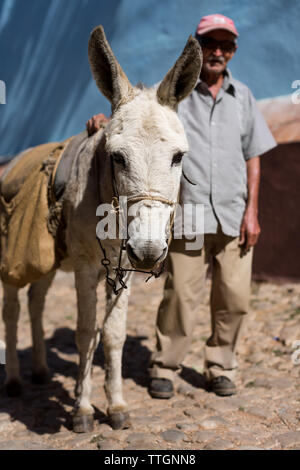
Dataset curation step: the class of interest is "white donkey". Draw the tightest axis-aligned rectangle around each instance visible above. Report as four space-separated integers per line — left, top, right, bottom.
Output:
2 26 202 432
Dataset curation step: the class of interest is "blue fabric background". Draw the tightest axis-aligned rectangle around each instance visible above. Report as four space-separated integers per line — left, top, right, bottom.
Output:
0 0 299 156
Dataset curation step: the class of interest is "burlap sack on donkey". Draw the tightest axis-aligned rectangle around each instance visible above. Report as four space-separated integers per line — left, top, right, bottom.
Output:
0 141 69 287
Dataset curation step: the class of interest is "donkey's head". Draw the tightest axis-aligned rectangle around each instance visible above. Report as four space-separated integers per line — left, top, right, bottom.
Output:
89 26 202 270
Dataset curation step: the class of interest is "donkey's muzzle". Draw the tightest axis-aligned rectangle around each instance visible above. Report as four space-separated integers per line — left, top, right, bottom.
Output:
126 241 168 270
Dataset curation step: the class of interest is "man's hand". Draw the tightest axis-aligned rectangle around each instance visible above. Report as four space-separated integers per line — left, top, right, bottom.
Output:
239 156 261 255
239 207 261 254
86 113 110 136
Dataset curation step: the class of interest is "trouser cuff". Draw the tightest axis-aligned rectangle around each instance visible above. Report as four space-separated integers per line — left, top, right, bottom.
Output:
204 365 237 382
148 365 176 381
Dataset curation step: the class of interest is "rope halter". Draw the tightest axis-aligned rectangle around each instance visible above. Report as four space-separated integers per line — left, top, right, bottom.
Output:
97 193 178 295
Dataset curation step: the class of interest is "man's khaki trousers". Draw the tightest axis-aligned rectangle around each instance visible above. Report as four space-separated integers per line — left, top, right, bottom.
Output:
150 230 253 382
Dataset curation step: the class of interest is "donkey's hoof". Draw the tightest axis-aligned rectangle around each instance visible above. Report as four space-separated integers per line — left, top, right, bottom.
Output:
109 411 131 430
73 413 94 433
31 369 50 385
6 379 23 397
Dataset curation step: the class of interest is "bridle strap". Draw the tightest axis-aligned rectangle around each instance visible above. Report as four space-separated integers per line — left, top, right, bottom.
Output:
127 194 176 207
97 154 177 295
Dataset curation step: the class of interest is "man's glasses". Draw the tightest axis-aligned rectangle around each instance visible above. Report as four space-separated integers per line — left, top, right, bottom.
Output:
197 36 237 53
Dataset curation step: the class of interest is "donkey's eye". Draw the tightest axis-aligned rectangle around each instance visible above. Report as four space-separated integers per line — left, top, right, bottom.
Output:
112 152 126 167
172 152 184 166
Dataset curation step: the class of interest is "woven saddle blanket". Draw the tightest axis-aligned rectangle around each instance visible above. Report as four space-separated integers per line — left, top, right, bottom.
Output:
1 131 89 203
0 131 90 287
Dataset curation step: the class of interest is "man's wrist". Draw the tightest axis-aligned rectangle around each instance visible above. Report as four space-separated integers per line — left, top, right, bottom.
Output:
245 202 258 215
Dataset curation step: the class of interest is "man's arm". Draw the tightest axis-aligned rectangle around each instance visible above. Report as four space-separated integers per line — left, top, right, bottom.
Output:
239 156 261 252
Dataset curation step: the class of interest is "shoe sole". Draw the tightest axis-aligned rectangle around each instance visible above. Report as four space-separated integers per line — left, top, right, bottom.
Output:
148 389 174 399
213 388 236 397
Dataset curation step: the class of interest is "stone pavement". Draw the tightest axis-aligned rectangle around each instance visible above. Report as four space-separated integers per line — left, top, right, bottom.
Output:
0 271 299 450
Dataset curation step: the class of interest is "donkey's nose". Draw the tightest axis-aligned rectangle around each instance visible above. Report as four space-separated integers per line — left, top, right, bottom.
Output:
126 241 167 270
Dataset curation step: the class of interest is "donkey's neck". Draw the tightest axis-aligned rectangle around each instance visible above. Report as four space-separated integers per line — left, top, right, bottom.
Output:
63 128 108 210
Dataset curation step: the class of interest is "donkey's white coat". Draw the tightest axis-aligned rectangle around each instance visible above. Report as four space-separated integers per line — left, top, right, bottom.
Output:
2 26 202 431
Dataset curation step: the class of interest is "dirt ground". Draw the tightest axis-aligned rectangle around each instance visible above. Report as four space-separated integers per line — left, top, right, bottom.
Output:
0 270 300 450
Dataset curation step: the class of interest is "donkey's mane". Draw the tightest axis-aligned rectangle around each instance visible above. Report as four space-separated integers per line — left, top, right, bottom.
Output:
135 81 147 90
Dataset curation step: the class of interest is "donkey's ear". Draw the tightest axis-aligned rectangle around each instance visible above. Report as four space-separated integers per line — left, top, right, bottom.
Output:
157 36 202 109
88 25 134 111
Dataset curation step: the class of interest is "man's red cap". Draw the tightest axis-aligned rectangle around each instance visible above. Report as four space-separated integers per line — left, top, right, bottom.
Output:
196 14 239 37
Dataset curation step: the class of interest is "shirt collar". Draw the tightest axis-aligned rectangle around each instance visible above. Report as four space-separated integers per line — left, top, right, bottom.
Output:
195 68 236 97
222 69 236 96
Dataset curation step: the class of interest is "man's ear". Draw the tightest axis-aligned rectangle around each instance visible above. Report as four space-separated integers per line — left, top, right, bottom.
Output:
157 35 202 109
88 25 134 112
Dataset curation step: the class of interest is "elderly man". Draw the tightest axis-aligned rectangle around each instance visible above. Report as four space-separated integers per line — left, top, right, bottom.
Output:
87 14 276 398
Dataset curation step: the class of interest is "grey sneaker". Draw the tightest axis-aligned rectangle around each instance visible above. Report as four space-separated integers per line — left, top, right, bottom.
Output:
148 378 174 399
209 376 237 396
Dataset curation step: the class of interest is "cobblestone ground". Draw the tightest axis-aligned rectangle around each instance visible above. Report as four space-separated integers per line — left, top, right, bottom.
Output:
0 271 299 450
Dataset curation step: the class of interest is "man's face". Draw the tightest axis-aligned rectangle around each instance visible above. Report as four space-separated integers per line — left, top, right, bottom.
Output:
198 30 237 76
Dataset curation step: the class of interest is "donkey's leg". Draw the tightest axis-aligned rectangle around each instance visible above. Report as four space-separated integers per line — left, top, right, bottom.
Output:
2 283 22 396
73 267 100 433
103 274 132 430
27 271 56 384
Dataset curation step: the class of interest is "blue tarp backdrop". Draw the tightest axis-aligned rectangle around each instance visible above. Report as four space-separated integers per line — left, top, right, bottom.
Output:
1 0 299 156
